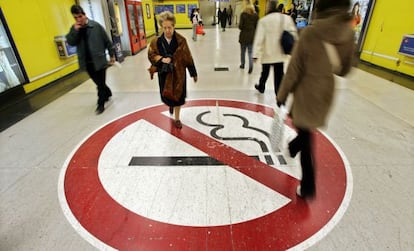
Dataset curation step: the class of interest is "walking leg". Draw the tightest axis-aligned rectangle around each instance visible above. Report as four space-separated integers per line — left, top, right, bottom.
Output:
273 62 284 95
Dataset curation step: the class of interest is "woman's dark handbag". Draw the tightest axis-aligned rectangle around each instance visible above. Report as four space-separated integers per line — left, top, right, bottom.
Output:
280 16 294 54
281 30 294 54
159 63 174 74
159 41 174 74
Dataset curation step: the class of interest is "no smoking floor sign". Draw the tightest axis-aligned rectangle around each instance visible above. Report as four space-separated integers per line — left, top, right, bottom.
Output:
58 99 353 250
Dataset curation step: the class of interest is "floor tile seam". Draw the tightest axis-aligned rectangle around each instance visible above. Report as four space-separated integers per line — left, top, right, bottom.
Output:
356 63 414 91
345 88 414 127
0 168 34 195
346 164 414 168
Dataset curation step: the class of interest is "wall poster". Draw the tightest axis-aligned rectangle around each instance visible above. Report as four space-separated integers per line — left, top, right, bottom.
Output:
176 4 186 14
187 4 198 19
398 34 414 57
0 10 25 93
155 5 174 15
294 0 313 29
146 4 151 19
350 0 375 50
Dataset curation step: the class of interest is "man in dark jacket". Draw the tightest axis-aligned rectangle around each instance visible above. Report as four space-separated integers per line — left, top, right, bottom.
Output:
66 5 115 114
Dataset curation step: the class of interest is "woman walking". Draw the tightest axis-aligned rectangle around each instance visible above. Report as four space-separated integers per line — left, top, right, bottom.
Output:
220 8 228 31
148 11 198 129
276 0 355 199
238 4 258 74
252 1 297 95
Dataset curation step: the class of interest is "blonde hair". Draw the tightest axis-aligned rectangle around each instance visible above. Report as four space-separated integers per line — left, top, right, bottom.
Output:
243 4 256 14
158 11 176 26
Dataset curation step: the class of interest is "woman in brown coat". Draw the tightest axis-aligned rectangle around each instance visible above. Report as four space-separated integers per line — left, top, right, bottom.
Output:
276 0 354 199
238 4 258 74
148 11 198 129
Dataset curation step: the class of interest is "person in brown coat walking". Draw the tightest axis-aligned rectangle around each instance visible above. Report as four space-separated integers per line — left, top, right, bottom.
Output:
238 4 258 74
148 11 198 129
276 0 355 199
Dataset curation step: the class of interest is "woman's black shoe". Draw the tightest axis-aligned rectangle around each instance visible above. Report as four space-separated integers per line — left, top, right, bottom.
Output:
254 84 264 93
95 105 105 114
296 185 316 199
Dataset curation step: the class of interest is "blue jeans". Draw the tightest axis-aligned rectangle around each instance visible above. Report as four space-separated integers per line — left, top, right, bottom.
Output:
192 24 197 41
240 44 253 70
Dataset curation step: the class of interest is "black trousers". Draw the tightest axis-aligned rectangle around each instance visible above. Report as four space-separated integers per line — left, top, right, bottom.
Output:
86 65 112 106
289 128 316 197
257 62 284 95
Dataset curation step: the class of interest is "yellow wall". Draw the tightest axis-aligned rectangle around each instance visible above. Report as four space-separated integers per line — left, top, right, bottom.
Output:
142 0 156 37
258 0 266 18
2 0 411 96
0 0 79 93
154 1 199 29
256 0 292 18
360 0 414 77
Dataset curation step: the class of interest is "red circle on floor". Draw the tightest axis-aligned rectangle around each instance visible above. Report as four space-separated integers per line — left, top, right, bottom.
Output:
60 99 352 250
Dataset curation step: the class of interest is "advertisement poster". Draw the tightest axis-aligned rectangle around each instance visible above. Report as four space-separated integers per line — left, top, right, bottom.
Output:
155 5 174 15
176 4 186 14
398 35 414 57
187 4 198 19
112 35 124 62
295 0 313 29
350 0 372 44
0 13 25 93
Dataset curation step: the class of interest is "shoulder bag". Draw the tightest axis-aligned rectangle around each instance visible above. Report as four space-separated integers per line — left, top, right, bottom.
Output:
280 15 294 54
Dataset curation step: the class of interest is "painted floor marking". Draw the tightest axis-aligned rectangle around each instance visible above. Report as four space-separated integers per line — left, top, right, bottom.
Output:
58 99 353 251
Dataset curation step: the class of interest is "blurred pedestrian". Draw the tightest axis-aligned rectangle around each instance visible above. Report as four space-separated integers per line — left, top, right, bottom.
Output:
238 4 258 74
197 8 204 25
228 5 233 25
66 4 115 114
254 0 260 15
217 8 222 24
288 3 298 23
154 15 159 35
220 8 228 31
148 11 198 129
276 0 355 199
190 8 199 41
252 1 297 95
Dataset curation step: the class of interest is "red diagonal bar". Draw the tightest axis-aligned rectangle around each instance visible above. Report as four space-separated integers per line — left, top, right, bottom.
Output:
143 109 299 199
63 100 349 250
